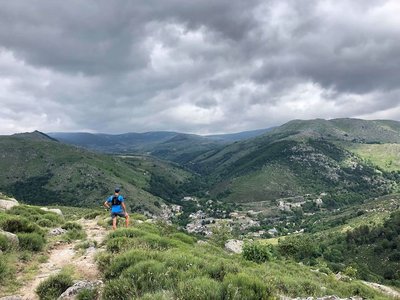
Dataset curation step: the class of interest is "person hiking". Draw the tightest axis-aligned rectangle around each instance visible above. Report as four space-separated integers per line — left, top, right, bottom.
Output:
104 188 129 230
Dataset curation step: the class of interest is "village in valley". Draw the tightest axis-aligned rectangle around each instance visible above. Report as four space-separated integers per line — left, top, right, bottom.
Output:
159 193 329 240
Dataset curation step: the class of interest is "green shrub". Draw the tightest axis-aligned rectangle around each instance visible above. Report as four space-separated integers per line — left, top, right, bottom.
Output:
107 228 146 239
0 234 14 252
140 233 180 250
176 277 223 300
106 237 141 253
243 242 275 263
0 257 9 281
222 272 274 300
18 232 46 252
19 251 33 262
0 216 43 235
104 249 159 279
37 218 53 227
205 259 239 281
64 229 86 242
141 291 174 300
95 252 113 273
62 222 83 231
76 288 98 300
36 272 73 300
169 232 196 244
102 278 136 300
130 213 147 221
84 211 102 219
122 260 170 295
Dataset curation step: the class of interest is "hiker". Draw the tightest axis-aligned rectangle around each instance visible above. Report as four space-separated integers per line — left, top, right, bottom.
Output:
104 188 129 230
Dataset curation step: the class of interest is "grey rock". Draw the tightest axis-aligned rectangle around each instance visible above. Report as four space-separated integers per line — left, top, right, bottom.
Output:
0 198 19 211
0 296 22 300
0 231 19 247
40 207 63 216
48 228 67 236
58 280 103 300
224 239 244 254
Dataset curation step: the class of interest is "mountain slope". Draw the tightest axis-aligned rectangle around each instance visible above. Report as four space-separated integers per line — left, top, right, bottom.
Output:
190 119 400 206
49 131 225 163
0 132 193 212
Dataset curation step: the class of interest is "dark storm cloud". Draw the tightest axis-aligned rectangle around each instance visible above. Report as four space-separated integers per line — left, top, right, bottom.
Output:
0 0 399 134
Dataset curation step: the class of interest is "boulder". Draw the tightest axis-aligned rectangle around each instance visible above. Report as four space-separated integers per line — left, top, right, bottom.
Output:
224 239 244 254
40 207 63 216
48 228 68 236
0 198 19 211
58 280 103 300
0 231 19 248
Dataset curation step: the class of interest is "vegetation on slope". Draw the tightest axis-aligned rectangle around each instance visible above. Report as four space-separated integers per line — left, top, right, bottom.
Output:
97 218 389 299
0 133 193 213
274 209 400 288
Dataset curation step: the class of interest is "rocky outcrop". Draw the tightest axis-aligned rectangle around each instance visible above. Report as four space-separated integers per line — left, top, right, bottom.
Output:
40 207 63 216
225 239 244 254
48 228 68 236
57 280 103 300
0 231 19 248
0 198 19 211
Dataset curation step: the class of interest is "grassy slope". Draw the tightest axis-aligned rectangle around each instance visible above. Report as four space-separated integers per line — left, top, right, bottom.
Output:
342 143 400 172
98 217 390 299
0 135 192 213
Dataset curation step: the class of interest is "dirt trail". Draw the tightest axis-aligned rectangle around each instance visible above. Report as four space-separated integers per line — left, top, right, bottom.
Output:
362 281 400 299
18 219 108 300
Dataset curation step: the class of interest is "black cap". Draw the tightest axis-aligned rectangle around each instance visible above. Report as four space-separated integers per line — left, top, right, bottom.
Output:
115 187 120 193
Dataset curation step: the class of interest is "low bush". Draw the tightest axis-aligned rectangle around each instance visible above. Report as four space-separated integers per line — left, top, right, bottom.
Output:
64 229 86 241
18 232 46 252
76 288 98 300
169 232 196 244
205 259 239 281
102 278 136 300
62 222 83 231
141 291 174 300
0 257 9 280
107 228 146 239
106 237 141 253
84 211 103 219
243 242 275 263
0 234 13 252
0 216 43 235
36 272 73 300
139 233 181 250
122 260 170 295
104 249 159 279
37 219 53 228
176 276 223 300
222 272 274 299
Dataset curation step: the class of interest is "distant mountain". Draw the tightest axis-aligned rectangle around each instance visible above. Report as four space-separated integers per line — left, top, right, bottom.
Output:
190 118 400 206
0 132 194 212
205 128 274 142
47 128 272 162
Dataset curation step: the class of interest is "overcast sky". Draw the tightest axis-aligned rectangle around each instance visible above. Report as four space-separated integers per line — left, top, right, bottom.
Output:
0 0 399 135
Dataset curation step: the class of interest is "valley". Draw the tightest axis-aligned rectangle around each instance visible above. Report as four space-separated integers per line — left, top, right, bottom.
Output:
1 118 400 299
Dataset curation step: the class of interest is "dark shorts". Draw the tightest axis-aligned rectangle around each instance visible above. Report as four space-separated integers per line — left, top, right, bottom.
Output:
111 212 127 218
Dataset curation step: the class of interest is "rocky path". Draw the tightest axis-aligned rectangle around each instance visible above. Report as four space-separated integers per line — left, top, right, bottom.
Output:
362 281 400 299
18 219 107 300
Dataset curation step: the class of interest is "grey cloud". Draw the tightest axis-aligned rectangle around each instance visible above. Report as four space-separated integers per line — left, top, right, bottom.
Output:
0 0 399 134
